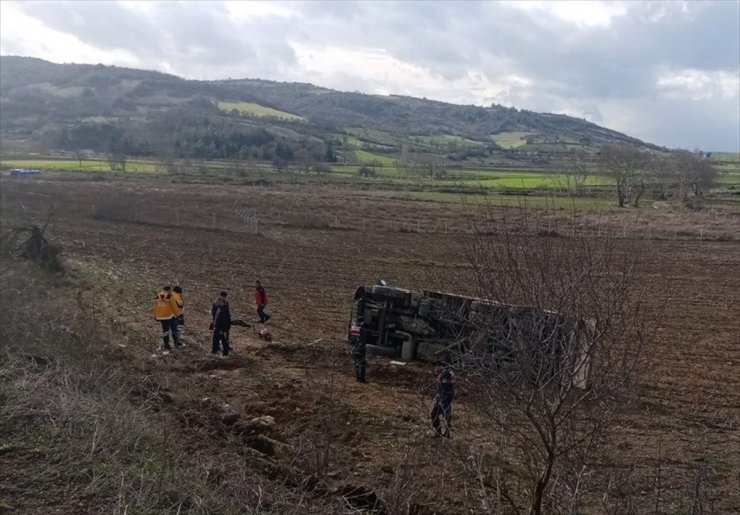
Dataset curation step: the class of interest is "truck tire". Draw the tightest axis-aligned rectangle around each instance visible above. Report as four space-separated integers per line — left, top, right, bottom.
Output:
371 286 408 300
366 344 398 357
401 339 415 361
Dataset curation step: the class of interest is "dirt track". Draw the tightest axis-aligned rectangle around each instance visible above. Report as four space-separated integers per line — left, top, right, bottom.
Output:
2 175 739 512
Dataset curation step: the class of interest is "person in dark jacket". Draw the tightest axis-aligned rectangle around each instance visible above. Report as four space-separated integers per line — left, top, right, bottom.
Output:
431 366 456 437
255 280 271 324
347 318 367 383
210 291 231 357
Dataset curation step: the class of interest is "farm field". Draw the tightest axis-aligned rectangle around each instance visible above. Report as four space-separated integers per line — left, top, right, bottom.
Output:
3 155 739 222
217 100 305 121
218 102 304 120
3 153 737 195
0 156 159 172
1 173 739 513
491 131 537 149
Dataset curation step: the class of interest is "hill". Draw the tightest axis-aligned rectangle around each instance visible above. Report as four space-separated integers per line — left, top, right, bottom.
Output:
0 56 653 164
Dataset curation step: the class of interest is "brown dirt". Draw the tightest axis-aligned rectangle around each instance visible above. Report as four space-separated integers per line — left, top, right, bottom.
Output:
1 174 738 513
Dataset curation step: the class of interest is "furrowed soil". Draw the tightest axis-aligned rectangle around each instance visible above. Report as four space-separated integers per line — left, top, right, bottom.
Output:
1 174 739 513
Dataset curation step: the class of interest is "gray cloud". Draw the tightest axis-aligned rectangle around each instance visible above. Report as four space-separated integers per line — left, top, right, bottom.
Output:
3 0 739 150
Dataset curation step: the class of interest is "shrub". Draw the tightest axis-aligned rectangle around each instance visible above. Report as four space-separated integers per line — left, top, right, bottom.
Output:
357 165 376 177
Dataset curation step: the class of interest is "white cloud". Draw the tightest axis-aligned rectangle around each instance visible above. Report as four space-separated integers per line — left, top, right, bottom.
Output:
224 1 295 20
656 68 740 101
0 2 140 66
0 0 738 150
293 44 538 108
293 45 447 95
504 0 628 28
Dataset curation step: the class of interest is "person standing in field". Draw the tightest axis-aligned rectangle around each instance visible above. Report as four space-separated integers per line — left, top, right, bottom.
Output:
347 318 367 383
211 291 231 357
172 285 185 341
255 280 271 324
152 285 180 353
430 365 456 437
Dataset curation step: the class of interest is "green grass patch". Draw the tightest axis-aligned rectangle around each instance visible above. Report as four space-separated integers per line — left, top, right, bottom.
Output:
217 101 304 121
336 135 365 149
408 134 485 149
327 164 616 189
492 131 537 149
711 152 740 164
470 171 611 189
349 150 397 167
345 128 400 147
0 157 157 173
717 169 740 186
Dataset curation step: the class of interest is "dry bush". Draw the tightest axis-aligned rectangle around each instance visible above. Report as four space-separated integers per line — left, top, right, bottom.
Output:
0 214 64 273
0 257 349 514
441 205 652 514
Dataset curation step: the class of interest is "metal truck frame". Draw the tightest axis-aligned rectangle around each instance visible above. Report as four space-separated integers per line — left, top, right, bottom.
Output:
349 284 593 388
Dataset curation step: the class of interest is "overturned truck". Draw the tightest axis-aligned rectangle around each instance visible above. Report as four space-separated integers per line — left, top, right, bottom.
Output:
350 284 594 387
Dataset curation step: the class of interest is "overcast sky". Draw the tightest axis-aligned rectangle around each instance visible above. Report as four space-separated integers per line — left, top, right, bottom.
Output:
1 1 738 151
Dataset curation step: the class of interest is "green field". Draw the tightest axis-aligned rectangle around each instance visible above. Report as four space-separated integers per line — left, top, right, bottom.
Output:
344 128 400 147
217 101 305 121
711 152 740 163
492 131 537 149
0 157 157 172
4 154 736 214
341 136 365 149
408 134 485 149
711 153 740 187
471 171 611 189
716 166 740 185
350 150 397 166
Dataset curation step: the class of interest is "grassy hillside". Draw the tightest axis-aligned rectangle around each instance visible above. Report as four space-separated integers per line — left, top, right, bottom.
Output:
0 56 653 166
217 101 305 121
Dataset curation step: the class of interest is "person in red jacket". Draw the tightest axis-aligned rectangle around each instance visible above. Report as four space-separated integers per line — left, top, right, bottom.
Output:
255 280 271 324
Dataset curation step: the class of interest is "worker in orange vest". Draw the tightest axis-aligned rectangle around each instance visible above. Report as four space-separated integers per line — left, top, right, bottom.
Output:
152 285 180 353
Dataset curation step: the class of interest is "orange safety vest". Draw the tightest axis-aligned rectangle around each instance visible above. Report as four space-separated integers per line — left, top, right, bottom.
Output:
153 291 176 320
171 291 183 316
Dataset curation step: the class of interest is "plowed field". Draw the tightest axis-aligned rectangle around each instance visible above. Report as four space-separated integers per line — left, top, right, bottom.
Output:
2 175 738 513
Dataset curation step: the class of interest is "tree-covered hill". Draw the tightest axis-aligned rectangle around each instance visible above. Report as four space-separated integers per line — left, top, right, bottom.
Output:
0 56 654 163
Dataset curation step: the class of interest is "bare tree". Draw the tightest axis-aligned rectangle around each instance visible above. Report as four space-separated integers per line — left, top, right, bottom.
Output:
649 153 676 201
672 150 717 202
295 148 312 174
107 154 127 172
155 143 179 174
451 207 648 514
600 144 651 207
271 156 287 174
562 150 592 196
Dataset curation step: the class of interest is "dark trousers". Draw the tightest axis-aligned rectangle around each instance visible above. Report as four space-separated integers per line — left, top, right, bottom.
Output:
352 346 366 381
176 314 185 336
257 304 270 323
212 329 230 355
431 395 453 436
159 318 179 349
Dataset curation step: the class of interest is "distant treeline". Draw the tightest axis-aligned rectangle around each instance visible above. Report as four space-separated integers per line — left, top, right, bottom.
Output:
34 114 340 162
